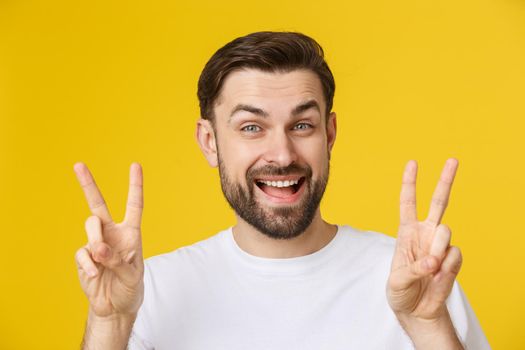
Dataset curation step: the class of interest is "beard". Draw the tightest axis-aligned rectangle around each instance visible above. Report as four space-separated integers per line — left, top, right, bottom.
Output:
218 156 329 240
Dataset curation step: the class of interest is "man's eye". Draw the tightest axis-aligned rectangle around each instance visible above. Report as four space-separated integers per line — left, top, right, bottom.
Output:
293 123 313 130
241 125 261 133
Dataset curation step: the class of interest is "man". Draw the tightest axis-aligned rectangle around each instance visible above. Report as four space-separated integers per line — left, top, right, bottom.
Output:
74 31 490 349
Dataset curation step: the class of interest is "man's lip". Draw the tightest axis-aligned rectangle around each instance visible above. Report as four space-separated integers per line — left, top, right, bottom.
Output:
254 176 306 204
254 175 304 182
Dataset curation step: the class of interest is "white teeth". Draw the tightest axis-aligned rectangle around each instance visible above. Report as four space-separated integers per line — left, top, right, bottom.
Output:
258 179 299 187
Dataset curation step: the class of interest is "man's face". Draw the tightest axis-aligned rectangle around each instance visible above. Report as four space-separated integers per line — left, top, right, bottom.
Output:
209 68 336 240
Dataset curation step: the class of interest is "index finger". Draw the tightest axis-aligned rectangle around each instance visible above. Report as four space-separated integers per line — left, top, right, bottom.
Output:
73 162 113 224
426 158 459 225
124 162 143 228
400 160 418 225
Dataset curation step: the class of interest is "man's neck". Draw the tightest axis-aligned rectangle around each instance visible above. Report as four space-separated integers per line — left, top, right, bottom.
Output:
232 211 338 259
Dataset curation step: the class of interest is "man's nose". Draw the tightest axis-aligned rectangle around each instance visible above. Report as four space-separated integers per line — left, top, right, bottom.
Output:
262 130 298 167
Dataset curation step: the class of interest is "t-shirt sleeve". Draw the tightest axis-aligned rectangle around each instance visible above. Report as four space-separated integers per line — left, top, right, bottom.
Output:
127 263 155 350
447 281 491 349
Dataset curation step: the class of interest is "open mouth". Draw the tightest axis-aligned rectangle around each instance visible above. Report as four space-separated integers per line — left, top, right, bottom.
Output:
255 177 306 202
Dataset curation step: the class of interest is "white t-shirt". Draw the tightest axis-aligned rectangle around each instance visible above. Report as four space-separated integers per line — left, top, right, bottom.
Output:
129 225 490 349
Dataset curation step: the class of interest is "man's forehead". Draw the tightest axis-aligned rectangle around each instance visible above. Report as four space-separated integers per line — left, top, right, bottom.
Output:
214 68 325 112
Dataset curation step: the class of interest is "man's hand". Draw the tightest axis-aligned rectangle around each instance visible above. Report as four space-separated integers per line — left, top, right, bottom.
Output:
74 162 144 348
387 159 464 349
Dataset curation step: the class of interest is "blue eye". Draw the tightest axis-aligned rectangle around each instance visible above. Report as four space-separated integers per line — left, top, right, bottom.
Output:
294 123 312 130
241 125 261 133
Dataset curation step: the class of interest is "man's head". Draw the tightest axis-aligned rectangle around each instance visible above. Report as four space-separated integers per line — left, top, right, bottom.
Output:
196 31 337 240
198 31 335 124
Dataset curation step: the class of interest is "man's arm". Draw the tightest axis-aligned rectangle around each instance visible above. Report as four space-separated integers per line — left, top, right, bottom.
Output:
387 159 465 349
74 163 145 349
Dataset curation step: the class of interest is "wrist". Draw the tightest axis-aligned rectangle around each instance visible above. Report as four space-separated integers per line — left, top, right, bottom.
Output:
82 310 137 350
396 310 464 350
88 309 137 324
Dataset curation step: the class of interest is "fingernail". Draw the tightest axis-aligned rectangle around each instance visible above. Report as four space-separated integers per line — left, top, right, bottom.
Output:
87 268 98 277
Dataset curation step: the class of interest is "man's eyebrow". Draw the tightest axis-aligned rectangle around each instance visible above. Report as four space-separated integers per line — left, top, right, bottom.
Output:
291 100 321 116
229 104 269 120
228 99 321 122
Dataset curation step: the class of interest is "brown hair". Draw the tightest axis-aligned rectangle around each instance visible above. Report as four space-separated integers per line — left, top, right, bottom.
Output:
197 31 335 122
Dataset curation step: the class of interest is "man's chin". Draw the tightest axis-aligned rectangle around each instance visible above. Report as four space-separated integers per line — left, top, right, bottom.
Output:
247 205 314 239
256 197 306 215
251 221 308 240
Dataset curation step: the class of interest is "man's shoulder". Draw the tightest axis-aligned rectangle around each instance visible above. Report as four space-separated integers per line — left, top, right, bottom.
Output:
333 225 397 278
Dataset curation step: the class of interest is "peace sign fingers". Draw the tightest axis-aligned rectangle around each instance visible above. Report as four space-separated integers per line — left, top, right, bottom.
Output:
426 158 459 225
74 162 113 225
124 163 144 228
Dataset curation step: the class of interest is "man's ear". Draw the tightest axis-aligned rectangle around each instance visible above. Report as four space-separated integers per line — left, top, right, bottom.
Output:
327 111 337 153
196 118 218 168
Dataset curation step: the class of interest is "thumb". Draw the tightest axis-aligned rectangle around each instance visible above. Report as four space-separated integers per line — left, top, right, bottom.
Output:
91 241 142 288
92 241 122 269
85 215 123 269
389 255 439 291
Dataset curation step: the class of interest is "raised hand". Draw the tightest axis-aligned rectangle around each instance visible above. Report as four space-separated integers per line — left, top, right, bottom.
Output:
74 163 145 319
387 158 462 325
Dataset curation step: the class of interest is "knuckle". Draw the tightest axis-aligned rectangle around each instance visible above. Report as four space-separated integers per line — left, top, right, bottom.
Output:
437 224 452 237
80 178 95 188
451 246 463 261
86 215 99 224
127 199 144 209
75 246 86 261
438 223 450 232
431 197 448 207
89 199 107 210
74 249 82 262
84 216 100 231
400 199 417 206
75 247 92 269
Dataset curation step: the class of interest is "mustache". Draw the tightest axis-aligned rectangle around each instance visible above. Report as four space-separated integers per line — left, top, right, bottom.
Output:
246 163 312 180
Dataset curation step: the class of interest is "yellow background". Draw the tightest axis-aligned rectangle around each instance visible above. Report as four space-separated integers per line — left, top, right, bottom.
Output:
1 0 523 348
